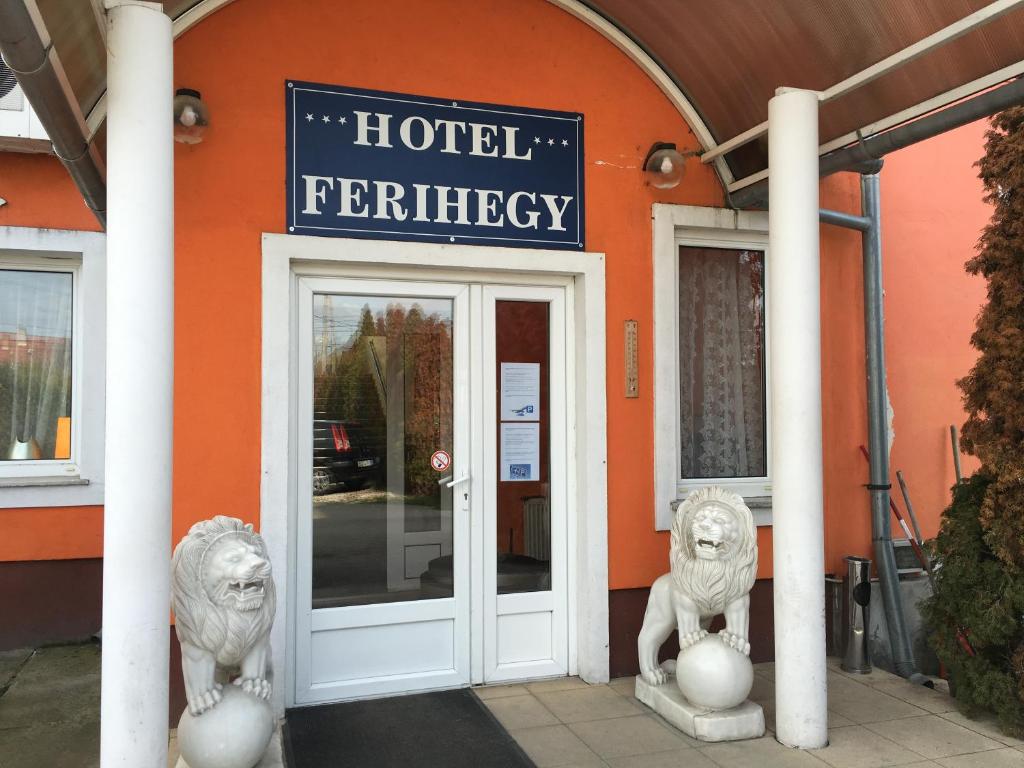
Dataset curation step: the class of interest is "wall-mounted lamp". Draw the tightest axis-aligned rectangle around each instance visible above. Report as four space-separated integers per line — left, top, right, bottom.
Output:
173 88 209 144
643 142 694 189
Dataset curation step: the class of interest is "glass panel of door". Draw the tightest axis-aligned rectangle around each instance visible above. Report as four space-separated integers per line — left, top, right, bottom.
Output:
311 293 456 608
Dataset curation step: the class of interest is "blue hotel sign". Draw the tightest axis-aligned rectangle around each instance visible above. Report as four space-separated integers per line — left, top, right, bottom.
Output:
286 81 584 249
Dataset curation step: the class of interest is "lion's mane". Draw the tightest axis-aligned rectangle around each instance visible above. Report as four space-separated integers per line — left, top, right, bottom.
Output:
171 516 276 666
669 486 757 616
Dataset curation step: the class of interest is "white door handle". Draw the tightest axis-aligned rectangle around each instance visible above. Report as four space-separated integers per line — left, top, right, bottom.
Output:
445 473 471 488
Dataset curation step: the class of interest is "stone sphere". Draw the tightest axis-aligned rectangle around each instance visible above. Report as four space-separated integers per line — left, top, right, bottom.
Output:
177 685 274 768
675 635 753 711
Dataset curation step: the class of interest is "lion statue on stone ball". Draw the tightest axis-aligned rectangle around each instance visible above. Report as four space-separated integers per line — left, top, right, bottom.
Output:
638 486 757 686
172 515 276 716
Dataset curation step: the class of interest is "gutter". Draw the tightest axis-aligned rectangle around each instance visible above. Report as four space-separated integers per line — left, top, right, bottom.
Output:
0 0 107 225
732 75 1024 209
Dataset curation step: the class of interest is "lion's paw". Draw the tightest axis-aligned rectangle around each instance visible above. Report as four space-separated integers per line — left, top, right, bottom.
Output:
640 665 668 686
718 631 751 656
235 677 272 700
187 685 223 716
680 629 708 650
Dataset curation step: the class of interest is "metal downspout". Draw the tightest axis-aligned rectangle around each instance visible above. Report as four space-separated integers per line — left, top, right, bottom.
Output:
0 0 107 225
859 170 924 682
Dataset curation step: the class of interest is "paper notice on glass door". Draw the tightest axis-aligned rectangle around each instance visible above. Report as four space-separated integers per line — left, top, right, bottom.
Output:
500 362 540 421
501 422 540 482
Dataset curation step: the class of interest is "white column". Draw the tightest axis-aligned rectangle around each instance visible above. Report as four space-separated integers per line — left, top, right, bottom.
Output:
100 2 174 766
768 88 828 749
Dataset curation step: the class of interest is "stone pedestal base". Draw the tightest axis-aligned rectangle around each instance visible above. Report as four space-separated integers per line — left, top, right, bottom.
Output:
635 675 765 742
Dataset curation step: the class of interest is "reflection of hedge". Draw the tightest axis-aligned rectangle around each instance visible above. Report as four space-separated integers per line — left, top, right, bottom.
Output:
314 304 452 498
0 361 71 459
921 108 1024 737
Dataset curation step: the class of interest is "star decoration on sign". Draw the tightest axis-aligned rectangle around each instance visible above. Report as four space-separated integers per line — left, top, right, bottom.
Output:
533 136 541 144
305 113 314 122
338 116 347 124
321 115 331 123
562 139 569 147
547 138 555 146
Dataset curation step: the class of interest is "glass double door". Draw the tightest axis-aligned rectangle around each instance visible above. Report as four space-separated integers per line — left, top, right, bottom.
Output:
294 277 568 704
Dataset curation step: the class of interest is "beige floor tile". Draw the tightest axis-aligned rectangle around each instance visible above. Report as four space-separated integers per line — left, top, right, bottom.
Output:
512 724 605 767
936 748 1024 768
474 683 530 700
750 674 775 702
608 676 638 696
700 735 830 768
832 665 904 686
483 694 559 730
829 711 856 728
827 675 929 724
811 725 927 768
866 715 1002 759
527 677 591 694
867 682 956 715
761 699 777 733
536 686 644 724
608 749 719 768
754 663 776 681
938 711 1024 748
569 715 695 758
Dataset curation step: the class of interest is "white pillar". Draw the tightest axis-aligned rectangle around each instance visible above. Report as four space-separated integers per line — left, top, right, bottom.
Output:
768 88 828 749
100 2 174 766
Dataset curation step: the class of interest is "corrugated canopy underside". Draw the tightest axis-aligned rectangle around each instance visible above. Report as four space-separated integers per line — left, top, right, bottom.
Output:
583 0 1024 180
22 0 1024 187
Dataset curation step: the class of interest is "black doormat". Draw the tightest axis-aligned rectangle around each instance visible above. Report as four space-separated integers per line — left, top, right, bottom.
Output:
285 688 535 768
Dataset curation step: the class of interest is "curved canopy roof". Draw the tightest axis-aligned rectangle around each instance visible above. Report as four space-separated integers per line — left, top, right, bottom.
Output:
579 0 1024 189
3 0 1024 213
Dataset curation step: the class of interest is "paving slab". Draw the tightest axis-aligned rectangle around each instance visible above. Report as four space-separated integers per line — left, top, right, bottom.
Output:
810 725 926 768
0 643 101 768
0 648 32 693
569 713 696 758
865 714 1002 759
511 723 605 767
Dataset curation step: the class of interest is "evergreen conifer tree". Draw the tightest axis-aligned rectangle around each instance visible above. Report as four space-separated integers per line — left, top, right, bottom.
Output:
922 107 1024 735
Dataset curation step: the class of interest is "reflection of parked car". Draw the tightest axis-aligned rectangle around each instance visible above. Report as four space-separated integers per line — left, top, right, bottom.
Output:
313 420 383 494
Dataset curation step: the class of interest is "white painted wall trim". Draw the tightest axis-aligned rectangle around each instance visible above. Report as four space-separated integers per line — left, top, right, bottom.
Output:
652 204 771 531
0 225 106 508
261 234 609 715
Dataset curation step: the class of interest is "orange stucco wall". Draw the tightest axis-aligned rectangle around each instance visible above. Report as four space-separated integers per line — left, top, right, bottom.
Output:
167 0 730 566
0 0 990 595
0 151 104 562
881 125 987 540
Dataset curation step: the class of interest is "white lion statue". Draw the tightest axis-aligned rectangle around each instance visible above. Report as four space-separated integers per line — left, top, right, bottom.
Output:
172 516 276 716
638 486 757 686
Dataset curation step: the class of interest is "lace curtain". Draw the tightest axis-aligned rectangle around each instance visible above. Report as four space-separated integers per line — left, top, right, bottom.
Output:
0 270 73 460
678 247 766 479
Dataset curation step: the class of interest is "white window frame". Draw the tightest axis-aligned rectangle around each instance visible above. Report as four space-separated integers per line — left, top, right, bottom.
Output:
653 204 771 530
0 226 105 508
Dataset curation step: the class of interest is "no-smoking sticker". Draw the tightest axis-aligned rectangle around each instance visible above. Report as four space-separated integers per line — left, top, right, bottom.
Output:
430 450 451 472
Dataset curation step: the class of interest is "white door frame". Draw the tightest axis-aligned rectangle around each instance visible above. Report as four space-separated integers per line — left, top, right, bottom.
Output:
261 233 608 714
293 277 472 704
482 284 569 683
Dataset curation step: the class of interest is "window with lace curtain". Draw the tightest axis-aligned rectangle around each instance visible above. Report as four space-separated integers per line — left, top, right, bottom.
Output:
653 205 770 529
0 269 74 465
677 245 766 482
0 226 105 508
